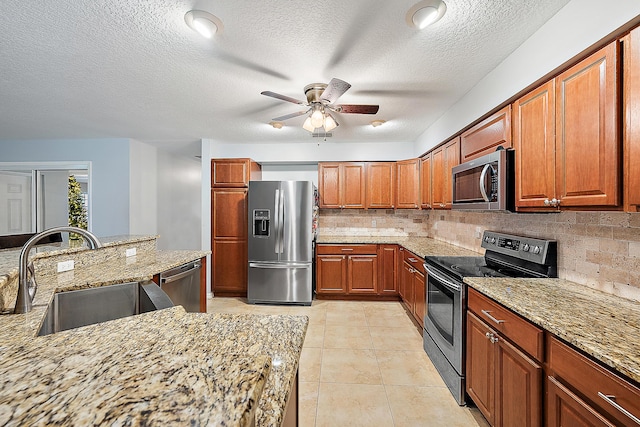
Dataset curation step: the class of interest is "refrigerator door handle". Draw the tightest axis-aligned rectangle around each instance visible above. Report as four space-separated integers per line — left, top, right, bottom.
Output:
274 188 280 254
279 187 285 254
249 262 311 269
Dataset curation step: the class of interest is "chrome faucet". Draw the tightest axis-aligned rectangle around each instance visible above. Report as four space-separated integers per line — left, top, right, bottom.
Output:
14 226 103 314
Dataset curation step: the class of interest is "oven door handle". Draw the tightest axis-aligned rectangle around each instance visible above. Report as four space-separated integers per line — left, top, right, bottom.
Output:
479 164 492 202
424 265 461 292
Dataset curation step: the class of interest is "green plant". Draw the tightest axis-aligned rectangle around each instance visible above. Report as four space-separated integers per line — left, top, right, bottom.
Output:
68 175 87 235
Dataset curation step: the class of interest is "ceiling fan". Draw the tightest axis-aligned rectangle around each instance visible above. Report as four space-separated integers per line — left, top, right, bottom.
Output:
261 78 379 132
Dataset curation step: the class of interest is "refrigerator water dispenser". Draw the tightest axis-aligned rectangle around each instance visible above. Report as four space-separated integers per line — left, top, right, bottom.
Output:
253 209 270 237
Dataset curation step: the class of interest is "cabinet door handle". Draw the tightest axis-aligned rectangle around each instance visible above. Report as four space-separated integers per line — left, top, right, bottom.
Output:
598 392 640 425
481 310 505 325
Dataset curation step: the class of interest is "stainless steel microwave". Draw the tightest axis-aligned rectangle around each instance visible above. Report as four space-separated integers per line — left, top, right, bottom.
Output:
451 149 514 211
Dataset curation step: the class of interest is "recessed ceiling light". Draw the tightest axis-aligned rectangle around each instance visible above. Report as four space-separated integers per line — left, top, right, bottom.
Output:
406 0 447 29
184 10 224 39
371 120 386 127
270 121 284 129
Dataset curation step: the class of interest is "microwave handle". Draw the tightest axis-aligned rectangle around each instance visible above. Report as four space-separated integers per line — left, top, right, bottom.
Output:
479 164 492 202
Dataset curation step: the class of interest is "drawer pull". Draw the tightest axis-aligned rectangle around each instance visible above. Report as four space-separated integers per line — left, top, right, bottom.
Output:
598 392 640 425
341 248 354 251
408 257 418 263
481 310 505 325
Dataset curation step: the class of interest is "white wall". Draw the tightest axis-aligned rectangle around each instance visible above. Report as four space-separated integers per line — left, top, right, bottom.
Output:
156 149 202 250
414 0 640 155
260 164 319 185
0 139 130 237
129 139 158 236
207 141 415 162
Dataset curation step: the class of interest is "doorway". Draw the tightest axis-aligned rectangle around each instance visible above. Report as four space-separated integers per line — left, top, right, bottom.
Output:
0 162 91 237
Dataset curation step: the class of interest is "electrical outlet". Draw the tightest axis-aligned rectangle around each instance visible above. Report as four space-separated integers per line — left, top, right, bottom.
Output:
475 227 482 239
126 247 137 257
371 220 377 228
57 260 74 273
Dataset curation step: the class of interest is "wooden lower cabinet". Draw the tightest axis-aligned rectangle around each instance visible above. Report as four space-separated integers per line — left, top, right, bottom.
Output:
316 244 383 297
212 240 247 295
399 248 425 327
467 311 496 425
316 254 347 294
547 335 640 427
466 310 542 427
347 255 378 294
547 376 615 427
378 245 398 295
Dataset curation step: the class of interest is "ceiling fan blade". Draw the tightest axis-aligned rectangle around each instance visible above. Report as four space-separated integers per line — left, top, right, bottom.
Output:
336 104 379 114
261 91 307 105
272 109 310 121
320 78 351 103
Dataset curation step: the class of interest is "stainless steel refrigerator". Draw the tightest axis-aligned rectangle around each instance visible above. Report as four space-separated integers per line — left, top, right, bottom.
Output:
247 181 314 305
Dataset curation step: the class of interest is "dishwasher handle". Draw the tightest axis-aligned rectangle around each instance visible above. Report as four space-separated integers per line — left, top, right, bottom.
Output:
160 262 201 284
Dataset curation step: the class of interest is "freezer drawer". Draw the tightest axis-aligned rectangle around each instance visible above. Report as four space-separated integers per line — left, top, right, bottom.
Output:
159 260 202 312
248 262 312 305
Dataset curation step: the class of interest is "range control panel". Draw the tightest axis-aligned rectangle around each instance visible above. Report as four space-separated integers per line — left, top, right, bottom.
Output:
481 231 556 265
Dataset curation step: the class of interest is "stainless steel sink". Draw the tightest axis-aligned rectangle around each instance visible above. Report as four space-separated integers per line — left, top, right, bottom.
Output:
37 280 174 336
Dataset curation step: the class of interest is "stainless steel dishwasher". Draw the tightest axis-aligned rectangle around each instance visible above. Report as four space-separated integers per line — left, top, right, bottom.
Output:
159 260 202 312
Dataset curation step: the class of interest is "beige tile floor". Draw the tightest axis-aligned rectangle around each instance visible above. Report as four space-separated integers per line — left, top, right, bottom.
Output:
207 297 485 427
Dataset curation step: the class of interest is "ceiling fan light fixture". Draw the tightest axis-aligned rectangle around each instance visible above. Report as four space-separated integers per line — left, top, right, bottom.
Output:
302 117 316 132
324 114 338 132
371 119 386 127
185 10 224 39
310 108 325 128
269 121 284 129
406 0 447 29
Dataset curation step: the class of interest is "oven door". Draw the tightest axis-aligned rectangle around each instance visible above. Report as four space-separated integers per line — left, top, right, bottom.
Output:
423 264 465 375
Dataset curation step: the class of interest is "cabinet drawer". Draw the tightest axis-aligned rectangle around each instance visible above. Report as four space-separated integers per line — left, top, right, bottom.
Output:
403 250 424 273
467 288 543 361
548 335 640 427
316 244 377 255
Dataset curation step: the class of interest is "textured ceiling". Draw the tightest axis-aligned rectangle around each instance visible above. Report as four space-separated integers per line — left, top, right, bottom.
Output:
0 0 571 146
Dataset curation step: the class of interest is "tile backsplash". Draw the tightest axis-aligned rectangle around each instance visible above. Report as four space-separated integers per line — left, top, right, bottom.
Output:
319 209 640 302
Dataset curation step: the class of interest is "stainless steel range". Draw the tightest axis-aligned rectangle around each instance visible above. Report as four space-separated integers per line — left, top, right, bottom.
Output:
422 231 557 405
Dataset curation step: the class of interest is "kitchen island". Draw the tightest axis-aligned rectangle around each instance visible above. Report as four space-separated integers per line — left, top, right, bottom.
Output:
0 236 307 426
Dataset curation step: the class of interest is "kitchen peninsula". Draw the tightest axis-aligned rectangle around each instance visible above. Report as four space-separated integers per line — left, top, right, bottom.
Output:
0 236 307 426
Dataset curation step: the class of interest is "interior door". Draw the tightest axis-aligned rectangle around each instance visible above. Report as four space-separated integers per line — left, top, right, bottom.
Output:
0 171 34 235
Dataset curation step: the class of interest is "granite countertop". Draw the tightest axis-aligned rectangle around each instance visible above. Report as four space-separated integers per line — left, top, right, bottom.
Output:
316 235 480 258
0 306 308 426
465 277 640 384
0 236 307 426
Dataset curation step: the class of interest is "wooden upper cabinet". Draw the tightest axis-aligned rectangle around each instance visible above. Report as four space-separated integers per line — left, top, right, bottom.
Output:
461 105 512 162
513 80 557 209
366 162 396 209
211 158 261 187
341 163 366 208
420 154 432 209
318 163 341 208
431 137 461 209
555 40 620 208
318 162 366 209
396 159 420 209
624 29 640 211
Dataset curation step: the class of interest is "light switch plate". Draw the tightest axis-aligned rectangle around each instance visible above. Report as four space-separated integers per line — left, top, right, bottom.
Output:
57 260 74 273
126 247 137 257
